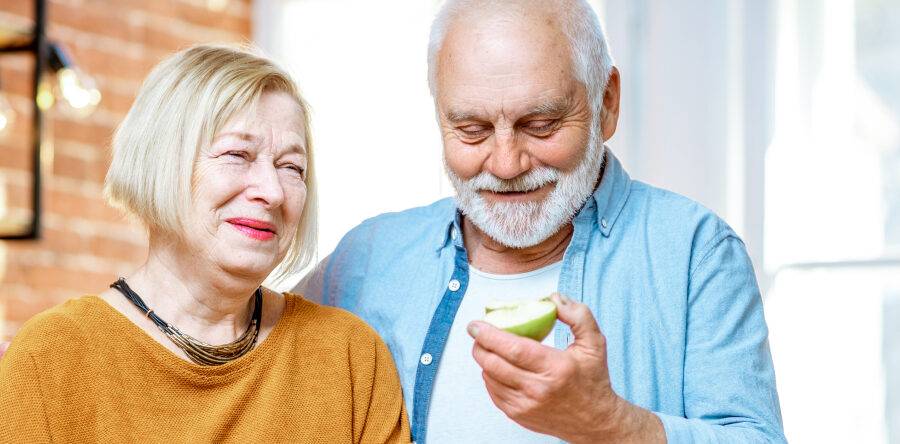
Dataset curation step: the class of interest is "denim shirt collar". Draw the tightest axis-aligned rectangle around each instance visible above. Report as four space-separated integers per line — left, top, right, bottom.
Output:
588 148 632 237
435 207 463 252
434 146 633 250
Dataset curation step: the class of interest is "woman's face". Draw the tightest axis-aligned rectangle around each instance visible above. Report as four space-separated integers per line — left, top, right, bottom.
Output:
187 91 308 279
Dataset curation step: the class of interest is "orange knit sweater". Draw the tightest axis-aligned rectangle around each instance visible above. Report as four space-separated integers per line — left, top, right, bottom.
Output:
0 293 410 443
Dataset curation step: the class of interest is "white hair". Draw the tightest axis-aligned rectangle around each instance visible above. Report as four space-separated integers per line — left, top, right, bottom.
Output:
427 0 615 118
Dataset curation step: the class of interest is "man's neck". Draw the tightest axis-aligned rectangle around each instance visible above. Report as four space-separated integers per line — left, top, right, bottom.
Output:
462 216 573 275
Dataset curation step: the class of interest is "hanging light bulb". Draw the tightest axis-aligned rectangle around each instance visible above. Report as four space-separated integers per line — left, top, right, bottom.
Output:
207 0 229 11
0 91 14 137
36 80 54 111
55 67 101 117
47 43 101 118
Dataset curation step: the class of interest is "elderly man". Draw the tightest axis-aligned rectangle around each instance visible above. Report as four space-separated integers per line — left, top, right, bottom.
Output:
297 0 785 443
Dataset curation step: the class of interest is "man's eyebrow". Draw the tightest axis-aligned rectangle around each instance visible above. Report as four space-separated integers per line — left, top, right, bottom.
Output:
444 110 480 122
522 100 570 118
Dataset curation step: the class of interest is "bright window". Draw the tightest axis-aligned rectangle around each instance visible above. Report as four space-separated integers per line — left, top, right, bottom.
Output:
764 0 900 442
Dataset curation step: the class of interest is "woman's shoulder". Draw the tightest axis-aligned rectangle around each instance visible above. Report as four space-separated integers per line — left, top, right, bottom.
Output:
281 292 383 342
278 293 393 374
10 296 112 356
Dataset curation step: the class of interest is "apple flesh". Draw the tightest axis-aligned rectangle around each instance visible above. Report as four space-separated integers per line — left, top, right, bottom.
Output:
482 298 557 341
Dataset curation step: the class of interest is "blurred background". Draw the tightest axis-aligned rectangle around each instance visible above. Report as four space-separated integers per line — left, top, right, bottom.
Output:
0 0 898 442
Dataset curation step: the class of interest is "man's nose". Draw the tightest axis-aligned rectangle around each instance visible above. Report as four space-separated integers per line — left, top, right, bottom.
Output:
246 162 285 208
485 130 530 180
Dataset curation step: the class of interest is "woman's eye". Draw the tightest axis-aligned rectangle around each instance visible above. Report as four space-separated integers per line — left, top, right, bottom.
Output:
282 163 306 177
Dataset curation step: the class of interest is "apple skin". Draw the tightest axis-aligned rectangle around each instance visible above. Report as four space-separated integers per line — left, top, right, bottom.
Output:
483 299 557 341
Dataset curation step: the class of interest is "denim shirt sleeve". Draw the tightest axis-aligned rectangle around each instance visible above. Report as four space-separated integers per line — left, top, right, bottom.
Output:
656 231 786 444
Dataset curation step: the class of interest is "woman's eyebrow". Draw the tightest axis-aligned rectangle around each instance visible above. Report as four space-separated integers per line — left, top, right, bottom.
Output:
285 142 307 155
214 131 258 142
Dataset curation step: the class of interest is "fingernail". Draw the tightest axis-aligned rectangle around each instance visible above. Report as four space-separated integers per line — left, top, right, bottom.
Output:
467 323 480 338
559 293 571 305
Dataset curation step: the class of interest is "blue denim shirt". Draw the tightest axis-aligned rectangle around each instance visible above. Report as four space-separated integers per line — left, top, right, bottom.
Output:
297 152 785 443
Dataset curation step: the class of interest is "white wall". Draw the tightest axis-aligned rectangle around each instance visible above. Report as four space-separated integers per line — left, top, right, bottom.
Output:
255 0 448 271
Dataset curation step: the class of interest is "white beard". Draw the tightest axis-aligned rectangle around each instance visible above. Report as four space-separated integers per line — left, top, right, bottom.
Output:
446 129 606 249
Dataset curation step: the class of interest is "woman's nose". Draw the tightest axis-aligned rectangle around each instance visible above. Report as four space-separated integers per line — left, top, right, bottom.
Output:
245 162 285 208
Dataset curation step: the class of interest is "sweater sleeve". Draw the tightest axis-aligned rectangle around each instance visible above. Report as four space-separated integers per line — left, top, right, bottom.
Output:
657 233 786 443
0 340 53 443
350 324 412 444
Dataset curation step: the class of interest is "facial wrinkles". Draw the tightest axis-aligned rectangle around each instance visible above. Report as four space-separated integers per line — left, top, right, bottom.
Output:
444 71 581 120
463 75 562 110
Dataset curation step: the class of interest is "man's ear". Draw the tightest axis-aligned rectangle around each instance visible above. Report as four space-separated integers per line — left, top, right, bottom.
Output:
600 67 620 141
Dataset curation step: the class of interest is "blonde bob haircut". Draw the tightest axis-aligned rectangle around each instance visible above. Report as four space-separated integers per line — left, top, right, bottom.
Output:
105 44 318 275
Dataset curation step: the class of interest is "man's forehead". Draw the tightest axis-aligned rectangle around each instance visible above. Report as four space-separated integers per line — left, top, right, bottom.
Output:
436 59 581 120
442 19 568 63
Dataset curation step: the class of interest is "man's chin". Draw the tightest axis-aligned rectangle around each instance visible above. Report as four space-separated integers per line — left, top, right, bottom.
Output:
467 215 557 249
489 229 555 249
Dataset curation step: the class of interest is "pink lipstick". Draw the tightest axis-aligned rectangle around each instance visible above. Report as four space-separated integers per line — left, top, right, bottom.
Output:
226 218 277 241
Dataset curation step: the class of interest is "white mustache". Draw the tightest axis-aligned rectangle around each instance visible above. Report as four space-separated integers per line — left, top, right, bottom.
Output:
468 167 562 193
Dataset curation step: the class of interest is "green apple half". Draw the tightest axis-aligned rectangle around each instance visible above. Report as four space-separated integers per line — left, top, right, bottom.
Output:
482 298 557 341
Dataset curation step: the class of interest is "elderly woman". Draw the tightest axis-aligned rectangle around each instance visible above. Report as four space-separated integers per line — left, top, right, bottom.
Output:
0 45 409 443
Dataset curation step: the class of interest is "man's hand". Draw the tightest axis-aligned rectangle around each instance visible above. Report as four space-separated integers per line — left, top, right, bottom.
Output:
0 341 8 359
467 293 666 444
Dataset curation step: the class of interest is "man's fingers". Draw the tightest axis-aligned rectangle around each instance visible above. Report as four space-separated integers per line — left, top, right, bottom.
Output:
482 371 516 413
472 342 530 389
550 293 605 351
468 320 554 371
0 341 9 358
483 372 545 427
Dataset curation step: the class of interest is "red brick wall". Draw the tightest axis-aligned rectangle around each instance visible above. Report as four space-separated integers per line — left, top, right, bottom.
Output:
0 0 253 340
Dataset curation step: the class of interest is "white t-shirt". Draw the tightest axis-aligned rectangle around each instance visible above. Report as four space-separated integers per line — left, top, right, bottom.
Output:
425 261 562 443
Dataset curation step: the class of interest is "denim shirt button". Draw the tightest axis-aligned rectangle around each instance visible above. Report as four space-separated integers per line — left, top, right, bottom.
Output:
601 217 608 228
420 353 433 365
448 279 461 291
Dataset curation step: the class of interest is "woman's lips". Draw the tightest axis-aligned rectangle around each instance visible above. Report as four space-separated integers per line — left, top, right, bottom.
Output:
226 218 276 241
